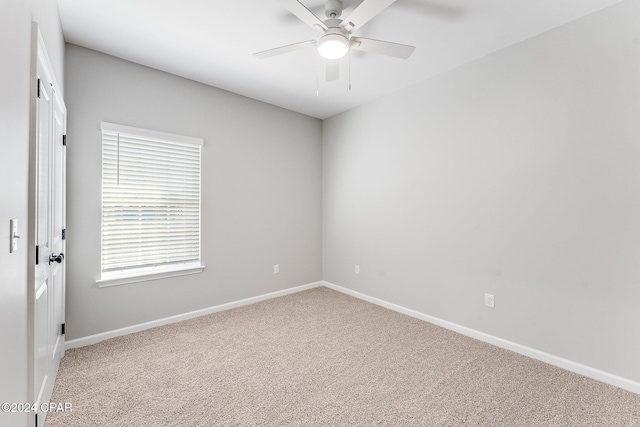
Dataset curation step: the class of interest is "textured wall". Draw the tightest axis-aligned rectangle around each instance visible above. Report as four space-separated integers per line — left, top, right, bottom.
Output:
323 0 640 383
65 45 322 340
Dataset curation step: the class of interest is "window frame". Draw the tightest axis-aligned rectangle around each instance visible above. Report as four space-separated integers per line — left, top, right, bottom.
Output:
96 122 204 287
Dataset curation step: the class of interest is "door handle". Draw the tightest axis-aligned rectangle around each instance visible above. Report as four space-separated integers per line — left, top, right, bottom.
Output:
49 253 64 265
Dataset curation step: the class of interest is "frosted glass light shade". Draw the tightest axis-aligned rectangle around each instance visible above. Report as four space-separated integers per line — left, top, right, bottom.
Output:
317 34 349 59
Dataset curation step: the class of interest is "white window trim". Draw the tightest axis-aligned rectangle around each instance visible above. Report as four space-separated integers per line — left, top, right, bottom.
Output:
98 122 204 287
100 122 204 146
97 262 205 288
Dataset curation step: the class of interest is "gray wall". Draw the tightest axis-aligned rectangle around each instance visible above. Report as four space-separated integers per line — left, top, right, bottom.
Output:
323 0 640 383
0 0 65 425
65 44 322 340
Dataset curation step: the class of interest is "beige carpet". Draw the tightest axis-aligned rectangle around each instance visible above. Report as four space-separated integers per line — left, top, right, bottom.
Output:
46 287 639 426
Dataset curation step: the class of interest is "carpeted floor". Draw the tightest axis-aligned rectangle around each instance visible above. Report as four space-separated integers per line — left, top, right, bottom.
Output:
46 287 640 426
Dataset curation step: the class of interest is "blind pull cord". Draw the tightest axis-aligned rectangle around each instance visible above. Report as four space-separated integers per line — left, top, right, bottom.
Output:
117 132 120 185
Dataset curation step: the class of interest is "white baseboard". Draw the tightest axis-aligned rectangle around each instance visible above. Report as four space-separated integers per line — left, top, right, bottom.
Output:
65 281 323 350
322 281 640 396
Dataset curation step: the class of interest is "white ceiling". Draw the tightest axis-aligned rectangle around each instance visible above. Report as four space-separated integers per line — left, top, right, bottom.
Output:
57 0 624 119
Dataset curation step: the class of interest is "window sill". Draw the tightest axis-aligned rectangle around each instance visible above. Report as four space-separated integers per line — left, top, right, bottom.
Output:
96 263 205 288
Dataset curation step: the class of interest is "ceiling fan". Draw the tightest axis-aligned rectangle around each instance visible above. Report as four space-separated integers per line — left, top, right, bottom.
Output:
254 0 416 82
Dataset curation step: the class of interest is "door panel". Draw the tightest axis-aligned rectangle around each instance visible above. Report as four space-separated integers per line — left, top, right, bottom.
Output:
35 76 51 288
34 64 53 417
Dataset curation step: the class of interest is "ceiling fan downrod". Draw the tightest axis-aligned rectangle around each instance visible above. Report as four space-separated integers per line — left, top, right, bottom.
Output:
325 0 343 18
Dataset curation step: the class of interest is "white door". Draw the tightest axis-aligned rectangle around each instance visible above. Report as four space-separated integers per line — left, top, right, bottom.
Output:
33 30 66 427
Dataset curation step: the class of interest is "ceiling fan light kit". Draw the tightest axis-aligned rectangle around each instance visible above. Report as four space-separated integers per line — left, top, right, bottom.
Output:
317 30 350 59
254 0 416 83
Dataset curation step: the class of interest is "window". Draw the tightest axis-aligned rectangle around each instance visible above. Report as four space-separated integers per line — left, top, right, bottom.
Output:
98 122 204 287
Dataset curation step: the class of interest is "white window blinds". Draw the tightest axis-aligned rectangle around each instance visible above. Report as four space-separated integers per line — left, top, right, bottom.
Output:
100 122 203 274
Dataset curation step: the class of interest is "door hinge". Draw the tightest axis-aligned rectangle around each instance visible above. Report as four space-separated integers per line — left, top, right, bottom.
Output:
62 134 67 146
62 229 66 240
35 245 39 265
37 78 40 98
61 323 66 335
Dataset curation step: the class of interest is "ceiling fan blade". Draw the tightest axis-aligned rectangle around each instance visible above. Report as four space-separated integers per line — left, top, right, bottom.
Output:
340 0 398 32
350 37 415 59
326 60 339 82
276 0 328 31
253 40 316 59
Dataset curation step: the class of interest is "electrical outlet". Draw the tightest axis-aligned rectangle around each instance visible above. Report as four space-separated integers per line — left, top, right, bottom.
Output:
484 293 495 308
274 264 279 274
355 265 360 274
